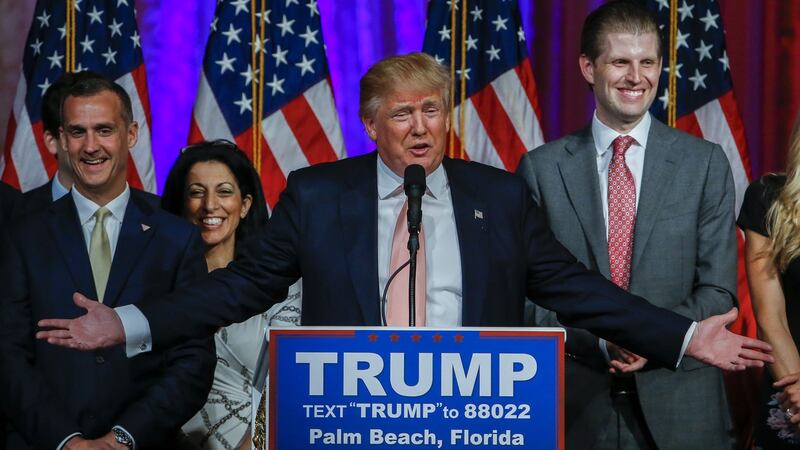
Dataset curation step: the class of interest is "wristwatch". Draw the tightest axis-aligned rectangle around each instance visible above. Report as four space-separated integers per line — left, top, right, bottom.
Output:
112 426 134 448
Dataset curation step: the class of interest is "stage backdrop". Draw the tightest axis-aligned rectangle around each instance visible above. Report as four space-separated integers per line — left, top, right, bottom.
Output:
0 0 797 192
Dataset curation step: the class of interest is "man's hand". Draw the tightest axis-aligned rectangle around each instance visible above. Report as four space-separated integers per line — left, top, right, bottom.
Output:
686 307 773 371
97 431 129 450
607 342 647 374
36 292 126 351
63 435 117 450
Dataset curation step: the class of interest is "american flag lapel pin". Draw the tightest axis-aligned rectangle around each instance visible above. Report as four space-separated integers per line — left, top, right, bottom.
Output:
141 224 151 232
474 209 483 220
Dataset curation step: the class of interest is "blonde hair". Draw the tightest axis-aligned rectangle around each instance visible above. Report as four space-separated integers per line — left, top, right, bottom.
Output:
766 114 800 271
359 52 450 119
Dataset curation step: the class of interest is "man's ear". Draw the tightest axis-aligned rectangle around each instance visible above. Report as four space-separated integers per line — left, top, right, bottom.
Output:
127 121 139 149
43 131 58 156
362 116 377 141
578 54 595 86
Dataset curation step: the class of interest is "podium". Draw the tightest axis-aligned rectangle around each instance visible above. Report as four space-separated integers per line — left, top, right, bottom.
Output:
267 327 565 449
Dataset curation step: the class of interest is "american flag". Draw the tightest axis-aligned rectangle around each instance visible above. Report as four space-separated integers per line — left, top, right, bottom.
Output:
1 0 155 193
644 0 757 445
190 0 345 209
422 0 544 172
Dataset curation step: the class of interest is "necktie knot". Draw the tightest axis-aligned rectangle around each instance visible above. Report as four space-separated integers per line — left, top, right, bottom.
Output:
94 206 111 224
612 135 636 157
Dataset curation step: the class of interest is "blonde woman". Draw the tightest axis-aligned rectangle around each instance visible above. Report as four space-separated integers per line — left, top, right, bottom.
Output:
740 116 800 448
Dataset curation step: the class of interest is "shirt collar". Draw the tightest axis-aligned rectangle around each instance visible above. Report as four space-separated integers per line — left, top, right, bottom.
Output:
71 184 131 226
51 172 70 201
591 111 651 157
376 155 447 200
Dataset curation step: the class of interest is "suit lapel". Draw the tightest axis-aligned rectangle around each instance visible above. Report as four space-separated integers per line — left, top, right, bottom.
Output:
632 120 680 270
339 153 380 324
444 159 489 326
103 192 156 307
49 197 96 298
558 130 610 277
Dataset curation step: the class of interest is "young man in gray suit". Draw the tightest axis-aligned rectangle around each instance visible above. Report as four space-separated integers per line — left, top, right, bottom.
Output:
517 2 736 449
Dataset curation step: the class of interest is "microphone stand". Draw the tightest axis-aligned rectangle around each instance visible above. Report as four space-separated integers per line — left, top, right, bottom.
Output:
407 229 420 327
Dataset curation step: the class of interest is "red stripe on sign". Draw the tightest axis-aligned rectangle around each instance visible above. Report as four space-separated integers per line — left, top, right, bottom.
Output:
675 113 703 139
30 121 57 179
130 65 152 127
470 86 528 172
515 59 544 122
1 114 20 189
718 91 752 179
281 95 339 165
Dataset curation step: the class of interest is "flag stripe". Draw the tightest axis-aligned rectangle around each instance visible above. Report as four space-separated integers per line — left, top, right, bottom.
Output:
491 68 544 152
469 83 529 171
303 79 346 158
192 72 236 142
262 112 310 179
117 72 155 192
10 107 48 192
281 93 339 165
454 99 504 169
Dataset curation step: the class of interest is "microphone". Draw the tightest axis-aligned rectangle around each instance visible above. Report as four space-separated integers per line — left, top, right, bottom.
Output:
404 164 425 235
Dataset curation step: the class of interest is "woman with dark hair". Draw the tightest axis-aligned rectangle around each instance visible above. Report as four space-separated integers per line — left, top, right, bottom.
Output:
163 140 300 450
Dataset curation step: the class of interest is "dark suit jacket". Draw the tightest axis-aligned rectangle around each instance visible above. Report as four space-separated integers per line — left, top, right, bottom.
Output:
0 181 20 229
139 152 693 369
14 179 53 219
0 189 216 449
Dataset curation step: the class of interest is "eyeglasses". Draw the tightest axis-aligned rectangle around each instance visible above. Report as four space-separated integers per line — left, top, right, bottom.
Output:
180 139 239 154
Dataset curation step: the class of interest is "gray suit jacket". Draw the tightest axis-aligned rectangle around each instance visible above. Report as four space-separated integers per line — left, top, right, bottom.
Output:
517 118 736 449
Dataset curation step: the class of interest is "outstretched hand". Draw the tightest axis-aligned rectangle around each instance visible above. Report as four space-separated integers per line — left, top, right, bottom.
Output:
686 307 773 371
36 292 126 351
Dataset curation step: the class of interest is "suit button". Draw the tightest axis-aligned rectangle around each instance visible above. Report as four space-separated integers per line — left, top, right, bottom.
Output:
95 356 105 364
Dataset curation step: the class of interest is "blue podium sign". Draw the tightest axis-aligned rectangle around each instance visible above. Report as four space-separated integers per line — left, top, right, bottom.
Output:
269 327 564 449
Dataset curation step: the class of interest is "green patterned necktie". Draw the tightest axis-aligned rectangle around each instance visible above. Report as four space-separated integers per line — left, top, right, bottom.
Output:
89 207 112 303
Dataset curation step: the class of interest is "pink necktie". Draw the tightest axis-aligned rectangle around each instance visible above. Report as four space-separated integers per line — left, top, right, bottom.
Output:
386 200 427 326
607 135 637 291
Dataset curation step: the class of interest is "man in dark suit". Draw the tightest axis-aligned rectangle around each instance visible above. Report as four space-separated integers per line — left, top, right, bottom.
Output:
517 2 736 448
0 181 20 228
0 75 215 449
15 72 79 217
37 53 770 380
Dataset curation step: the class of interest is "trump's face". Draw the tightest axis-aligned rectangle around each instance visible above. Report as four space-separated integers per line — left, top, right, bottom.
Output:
363 88 450 177
580 32 661 133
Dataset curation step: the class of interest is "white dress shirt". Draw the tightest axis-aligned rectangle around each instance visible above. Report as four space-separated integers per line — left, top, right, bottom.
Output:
51 172 70 201
377 157 463 327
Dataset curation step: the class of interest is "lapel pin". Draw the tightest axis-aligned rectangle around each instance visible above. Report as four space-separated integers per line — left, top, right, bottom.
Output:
141 224 151 232
474 209 484 220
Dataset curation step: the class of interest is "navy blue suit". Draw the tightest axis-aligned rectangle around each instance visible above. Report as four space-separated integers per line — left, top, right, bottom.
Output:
0 190 216 449
0 181 20 229
139 153 692 369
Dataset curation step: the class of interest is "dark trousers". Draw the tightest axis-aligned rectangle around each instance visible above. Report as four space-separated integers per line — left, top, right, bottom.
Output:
593 377 659 450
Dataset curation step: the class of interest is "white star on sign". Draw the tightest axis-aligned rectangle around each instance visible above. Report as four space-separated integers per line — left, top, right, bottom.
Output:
108 18 123 37
455 67 471 80
47 50 64 69
234 93 252 114
296 54 316 76
88 6 103 24
492 15 508 32
266 74 285 95
486 45 501 61
272 45 288 66
695 40 713 61
276 14 295 37
688 69 707 91
215 52 236 74
241 63 258 86
306 0 319 17
658 88 669 109
470 5 483 21
438 25 451 41
465 35 478 51
699 9 719 31
102 48 118 65
663 63 683 79
80 35 95 53
222 24 242 45
299 26 319 47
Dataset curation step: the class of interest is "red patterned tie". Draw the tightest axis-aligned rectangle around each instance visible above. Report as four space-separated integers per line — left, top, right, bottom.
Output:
607 135 637 291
